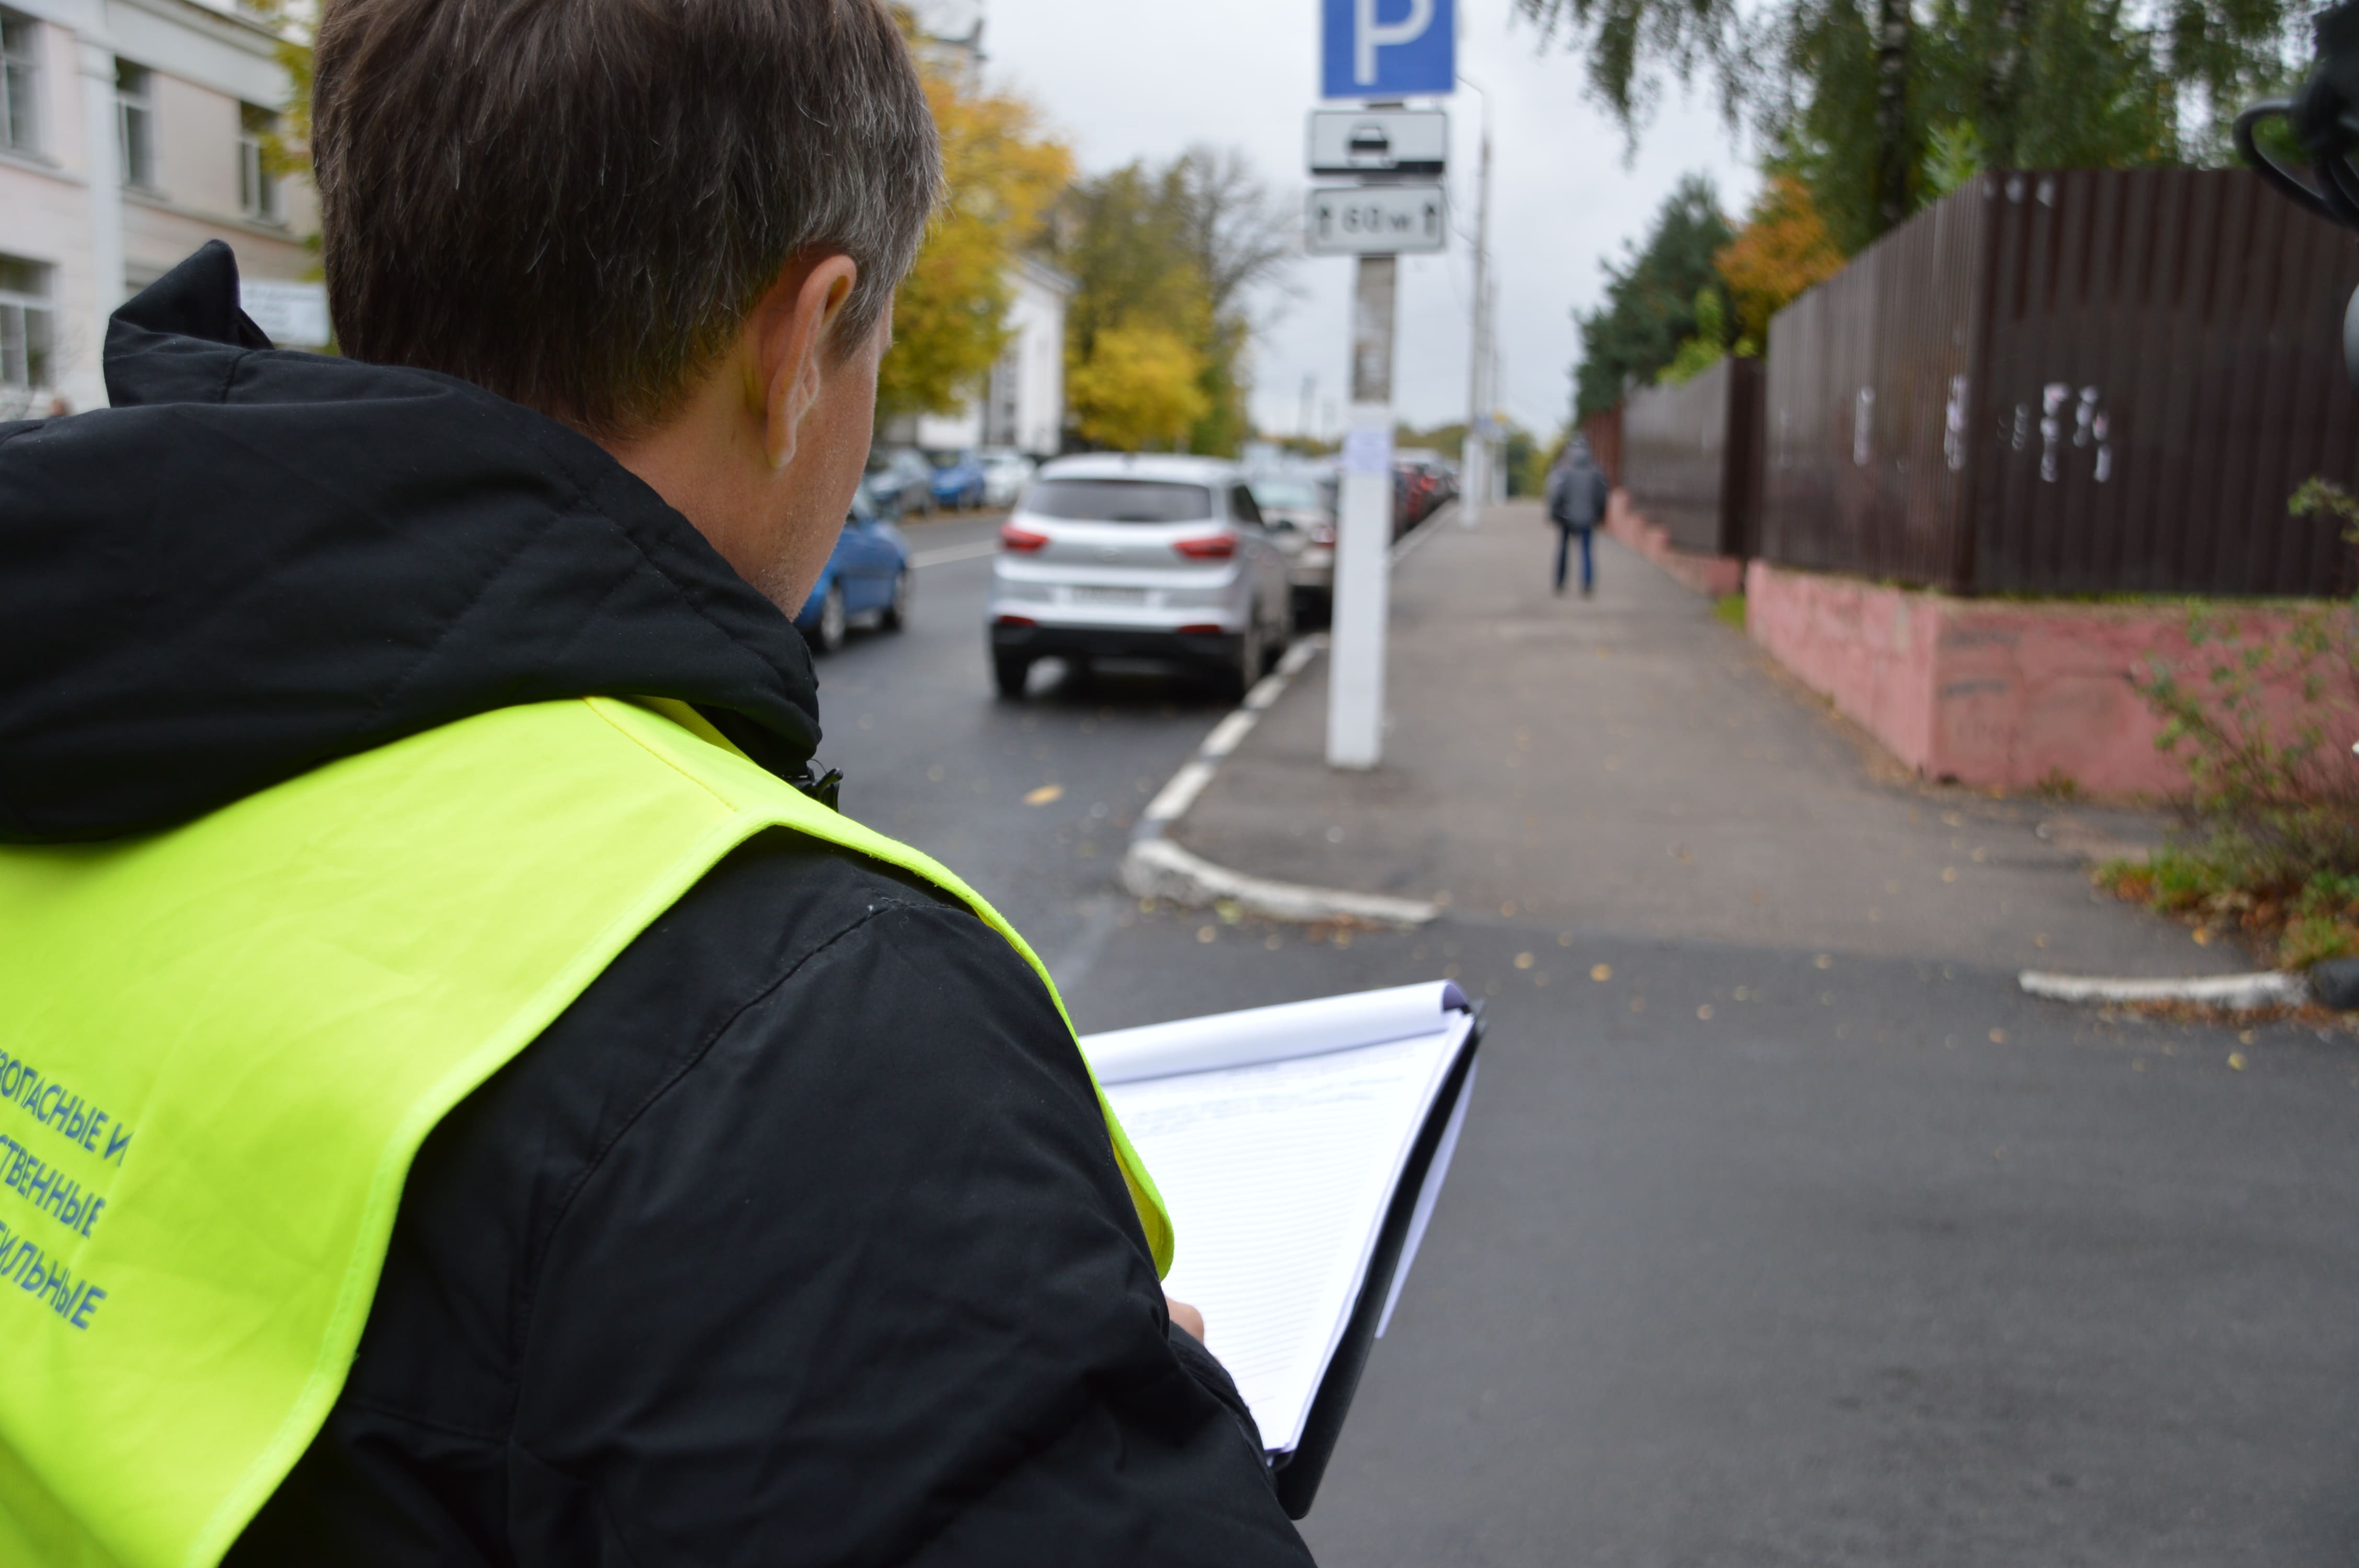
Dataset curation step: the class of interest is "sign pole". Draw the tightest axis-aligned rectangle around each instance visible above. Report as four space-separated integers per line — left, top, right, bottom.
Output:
1313 0 1452 771
1460 106 1491 527
1328 252 1396 771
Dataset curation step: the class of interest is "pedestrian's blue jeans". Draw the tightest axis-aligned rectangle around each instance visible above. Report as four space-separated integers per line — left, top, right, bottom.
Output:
1554 524 1594 592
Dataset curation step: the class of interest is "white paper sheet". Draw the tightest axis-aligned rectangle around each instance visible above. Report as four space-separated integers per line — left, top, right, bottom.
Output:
1086 989 1473 1455
1084 980 1467 1085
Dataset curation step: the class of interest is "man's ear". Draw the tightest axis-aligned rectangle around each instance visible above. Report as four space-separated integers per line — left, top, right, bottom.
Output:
760 254 861 471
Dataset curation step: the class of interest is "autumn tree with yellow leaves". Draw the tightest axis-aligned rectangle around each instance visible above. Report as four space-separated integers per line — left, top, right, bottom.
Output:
874 60 1072 424
1055 149 1293 455
1658 173 1847 387
1064 325 1209 452
1713 175 1846 349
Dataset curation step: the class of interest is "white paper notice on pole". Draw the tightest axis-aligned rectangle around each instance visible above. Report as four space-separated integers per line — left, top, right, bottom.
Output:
1341 424 1393 476
238 280 331 348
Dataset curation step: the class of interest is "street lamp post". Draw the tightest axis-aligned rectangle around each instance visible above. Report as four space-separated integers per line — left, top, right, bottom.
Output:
1456 73 1494 527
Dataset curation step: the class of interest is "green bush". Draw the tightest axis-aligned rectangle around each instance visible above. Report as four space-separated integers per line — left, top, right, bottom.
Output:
2111 479 2359 968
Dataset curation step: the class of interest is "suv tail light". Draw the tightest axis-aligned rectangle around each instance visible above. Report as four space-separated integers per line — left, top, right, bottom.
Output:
1172 534 1235 561
1000 522 1049 552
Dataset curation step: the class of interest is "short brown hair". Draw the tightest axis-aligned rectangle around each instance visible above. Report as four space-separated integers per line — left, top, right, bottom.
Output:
312 0 938 436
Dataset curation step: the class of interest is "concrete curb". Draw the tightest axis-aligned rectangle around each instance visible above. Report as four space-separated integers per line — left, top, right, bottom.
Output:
2019 969 2311 1010
1123 837 1440 927
1115 505 1458 929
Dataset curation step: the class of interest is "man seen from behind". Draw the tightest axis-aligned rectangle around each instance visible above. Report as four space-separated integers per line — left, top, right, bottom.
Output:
0 0 1315 1562
1547 435 1609 597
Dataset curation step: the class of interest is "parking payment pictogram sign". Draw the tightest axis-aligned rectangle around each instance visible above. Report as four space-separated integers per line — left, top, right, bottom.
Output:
1322 0 1455 100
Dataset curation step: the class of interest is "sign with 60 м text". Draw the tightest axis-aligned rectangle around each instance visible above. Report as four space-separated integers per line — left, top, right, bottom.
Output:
1322 0 1454 99
1306 185 1448 256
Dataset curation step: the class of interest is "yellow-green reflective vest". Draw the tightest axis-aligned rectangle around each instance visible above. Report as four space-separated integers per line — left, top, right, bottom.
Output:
0 696 1173 1568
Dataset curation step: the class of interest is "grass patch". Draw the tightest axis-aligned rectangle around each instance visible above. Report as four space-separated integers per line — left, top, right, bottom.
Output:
2033 767 2081 801
2100 833 2359 970
1711 593 1746 631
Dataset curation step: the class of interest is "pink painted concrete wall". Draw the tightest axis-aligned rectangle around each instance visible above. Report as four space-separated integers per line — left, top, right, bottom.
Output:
1606 490 1746 598
1744 560 2359 798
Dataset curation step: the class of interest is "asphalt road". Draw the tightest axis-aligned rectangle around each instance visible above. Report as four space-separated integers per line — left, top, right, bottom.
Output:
809 509 1241 981
811 513 2359 1566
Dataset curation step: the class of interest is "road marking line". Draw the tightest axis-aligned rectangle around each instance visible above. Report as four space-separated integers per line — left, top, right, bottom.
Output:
1199 710 1258 758
1141 760 1217 823
2020 969 2306 1009
1125 838 1437 928
1116 621 1438 928
1113 503 1460 927
911 539 1000 568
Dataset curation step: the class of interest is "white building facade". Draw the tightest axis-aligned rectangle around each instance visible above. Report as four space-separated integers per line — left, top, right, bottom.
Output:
906 255 1071 457
0 0 313 416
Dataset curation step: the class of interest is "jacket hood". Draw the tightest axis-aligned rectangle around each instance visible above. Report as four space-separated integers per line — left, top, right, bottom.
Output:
0 242 825 844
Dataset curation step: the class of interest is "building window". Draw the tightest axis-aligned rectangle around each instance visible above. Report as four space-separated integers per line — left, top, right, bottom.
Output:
0 255 55 394
237 103 278 221
1 9 37 156
116 61 153 189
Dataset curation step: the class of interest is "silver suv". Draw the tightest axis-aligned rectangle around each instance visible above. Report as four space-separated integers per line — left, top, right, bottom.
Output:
987 455 1293 699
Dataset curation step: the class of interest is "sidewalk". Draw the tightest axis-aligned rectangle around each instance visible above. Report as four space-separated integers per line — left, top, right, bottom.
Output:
1173 501 2240 978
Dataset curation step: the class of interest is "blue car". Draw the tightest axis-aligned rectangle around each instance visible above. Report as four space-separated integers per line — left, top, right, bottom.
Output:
928 449 987 511
796 489 912 654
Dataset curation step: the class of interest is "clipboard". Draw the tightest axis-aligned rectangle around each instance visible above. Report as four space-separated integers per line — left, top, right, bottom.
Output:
1082 983 1486 1519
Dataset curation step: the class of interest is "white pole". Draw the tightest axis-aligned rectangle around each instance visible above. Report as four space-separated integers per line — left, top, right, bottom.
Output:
1458 88 1492 528
1486 268 1504 501
78 25 124 408
1328 253 1395 771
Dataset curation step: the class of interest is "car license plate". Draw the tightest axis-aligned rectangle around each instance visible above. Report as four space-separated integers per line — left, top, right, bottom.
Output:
1069 585 1148 605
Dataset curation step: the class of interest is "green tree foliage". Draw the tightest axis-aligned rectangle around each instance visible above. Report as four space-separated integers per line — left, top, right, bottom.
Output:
1056 148 1292 455
1399 419 1542 495
1572 176 1732 419
1661 285 1737 381
1518 0 2304 252
1780 0 2206 251
1395 419 1468 449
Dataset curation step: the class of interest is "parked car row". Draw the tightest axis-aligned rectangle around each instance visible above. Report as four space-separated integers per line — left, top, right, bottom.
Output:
988 454 1294 701
861 447 933 519
794 487 911 654
1242 468 1337 625
862 445 1040 520
1393 448 1459 528
824 442 1455 693
1230 448 1458 626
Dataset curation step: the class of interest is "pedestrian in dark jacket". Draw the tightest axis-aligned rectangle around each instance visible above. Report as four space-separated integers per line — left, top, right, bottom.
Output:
1545 437 1609 596
0 0 1313 1560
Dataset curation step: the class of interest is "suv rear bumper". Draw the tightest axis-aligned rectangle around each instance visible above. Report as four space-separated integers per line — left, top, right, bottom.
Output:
990 620 1241 668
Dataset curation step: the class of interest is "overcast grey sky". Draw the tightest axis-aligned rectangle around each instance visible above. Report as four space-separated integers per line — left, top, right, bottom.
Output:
979 0 1758 439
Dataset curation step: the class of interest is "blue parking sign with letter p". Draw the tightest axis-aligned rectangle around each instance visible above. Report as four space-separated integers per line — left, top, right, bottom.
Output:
1322 0 1454 99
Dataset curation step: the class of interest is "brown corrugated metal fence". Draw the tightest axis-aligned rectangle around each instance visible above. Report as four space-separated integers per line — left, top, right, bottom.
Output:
1579 407 1622 485
1760 168 2359 595
1622 356 1761 558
